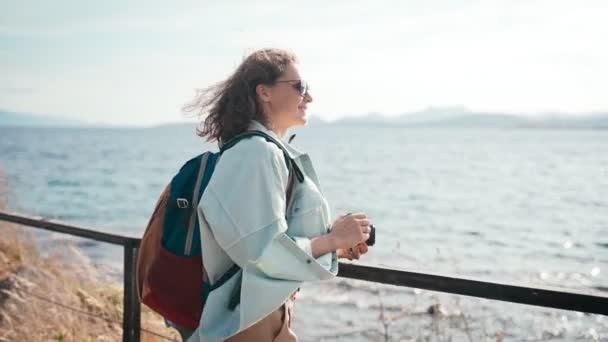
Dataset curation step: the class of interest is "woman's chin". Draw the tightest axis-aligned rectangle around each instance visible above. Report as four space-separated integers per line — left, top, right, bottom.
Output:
296 110 307 124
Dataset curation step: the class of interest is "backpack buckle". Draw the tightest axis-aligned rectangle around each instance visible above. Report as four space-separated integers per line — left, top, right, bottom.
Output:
176 198 190 209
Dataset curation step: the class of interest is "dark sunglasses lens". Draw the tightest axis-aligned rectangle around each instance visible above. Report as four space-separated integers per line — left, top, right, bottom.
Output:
288 80 308 96
299 81 308 96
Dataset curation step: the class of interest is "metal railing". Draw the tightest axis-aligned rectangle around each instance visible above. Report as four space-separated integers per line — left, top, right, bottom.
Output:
0 211 141 341
1 210 607 342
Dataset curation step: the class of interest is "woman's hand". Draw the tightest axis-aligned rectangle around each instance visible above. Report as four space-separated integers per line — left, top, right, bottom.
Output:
310 212 371 259
337 242 369 260
329 213 371 249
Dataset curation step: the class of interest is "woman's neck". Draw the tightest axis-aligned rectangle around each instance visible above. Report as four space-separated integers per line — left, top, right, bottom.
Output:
271 127 287 138
264 118 287 138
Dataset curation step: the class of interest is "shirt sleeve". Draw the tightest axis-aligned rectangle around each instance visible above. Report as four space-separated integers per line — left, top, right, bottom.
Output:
200 138 336 282
290 231 334 271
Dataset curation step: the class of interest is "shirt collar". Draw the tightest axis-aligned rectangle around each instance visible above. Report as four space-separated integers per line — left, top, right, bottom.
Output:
247 120 304 159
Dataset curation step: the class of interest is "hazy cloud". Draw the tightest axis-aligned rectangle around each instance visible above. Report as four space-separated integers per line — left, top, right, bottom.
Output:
3 87 39 94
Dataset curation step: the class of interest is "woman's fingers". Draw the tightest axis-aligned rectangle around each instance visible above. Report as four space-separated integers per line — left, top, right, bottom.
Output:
356 219 370 228
332 212 373 248
341 248 356 260
344 213 370 229
337 248 350 260
357 243 369 255
337 243 369 261
349 247 361 260
360 224 372 234
351 213 368 220
341 213 370 227
361 232 370 242
346 243 368 260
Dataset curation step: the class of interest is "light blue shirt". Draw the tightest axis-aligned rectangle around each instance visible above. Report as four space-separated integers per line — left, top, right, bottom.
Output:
188 121 338 342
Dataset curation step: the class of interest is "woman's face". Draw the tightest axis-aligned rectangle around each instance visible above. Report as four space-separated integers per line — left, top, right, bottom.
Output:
265 63 313 131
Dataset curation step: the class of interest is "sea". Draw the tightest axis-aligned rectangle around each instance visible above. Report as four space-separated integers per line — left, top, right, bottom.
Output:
1 124 606 341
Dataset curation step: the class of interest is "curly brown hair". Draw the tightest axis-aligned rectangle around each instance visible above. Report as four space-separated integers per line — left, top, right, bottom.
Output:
183 48 298 144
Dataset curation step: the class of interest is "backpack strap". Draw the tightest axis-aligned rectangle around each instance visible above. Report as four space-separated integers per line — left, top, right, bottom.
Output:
220 131 304 184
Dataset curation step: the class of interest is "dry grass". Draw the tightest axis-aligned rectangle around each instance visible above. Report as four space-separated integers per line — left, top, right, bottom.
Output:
0 174 181 341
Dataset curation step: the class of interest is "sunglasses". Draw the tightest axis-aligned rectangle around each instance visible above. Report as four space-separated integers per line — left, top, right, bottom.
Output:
275 79 309 96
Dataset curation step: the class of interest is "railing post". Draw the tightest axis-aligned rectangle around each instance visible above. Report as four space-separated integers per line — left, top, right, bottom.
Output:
123 240 141 342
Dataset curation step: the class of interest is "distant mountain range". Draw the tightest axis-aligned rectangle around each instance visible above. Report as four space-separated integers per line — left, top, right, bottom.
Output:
2 108 607 129
0 110 89 127
320 107 608 129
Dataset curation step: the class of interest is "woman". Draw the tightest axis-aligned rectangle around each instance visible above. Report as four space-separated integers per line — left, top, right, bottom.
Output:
184 48 372 342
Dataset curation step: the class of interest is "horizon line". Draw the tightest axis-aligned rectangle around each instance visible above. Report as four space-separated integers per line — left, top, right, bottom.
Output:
2 107 608 128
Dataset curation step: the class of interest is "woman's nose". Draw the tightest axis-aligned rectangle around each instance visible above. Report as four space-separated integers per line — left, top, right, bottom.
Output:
304 92 313 103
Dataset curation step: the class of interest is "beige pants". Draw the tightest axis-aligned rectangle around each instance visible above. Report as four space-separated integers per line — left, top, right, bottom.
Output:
225 301 297 342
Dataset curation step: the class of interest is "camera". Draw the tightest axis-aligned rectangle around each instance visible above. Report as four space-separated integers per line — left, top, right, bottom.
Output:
366 224 376 246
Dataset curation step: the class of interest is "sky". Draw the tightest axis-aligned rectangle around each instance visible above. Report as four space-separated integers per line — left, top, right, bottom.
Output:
1 0 607 126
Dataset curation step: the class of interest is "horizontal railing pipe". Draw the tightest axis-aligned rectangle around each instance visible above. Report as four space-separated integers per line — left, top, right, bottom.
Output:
338 263 608 316
0 211 140 246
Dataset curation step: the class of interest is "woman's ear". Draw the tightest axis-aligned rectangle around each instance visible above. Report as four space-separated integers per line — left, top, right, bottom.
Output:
255 84 272 103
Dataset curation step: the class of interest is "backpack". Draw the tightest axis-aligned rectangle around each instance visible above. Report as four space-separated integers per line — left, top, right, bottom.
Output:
135 131 302 330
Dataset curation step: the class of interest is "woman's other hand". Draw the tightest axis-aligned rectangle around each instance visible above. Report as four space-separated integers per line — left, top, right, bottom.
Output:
337 242 369 260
